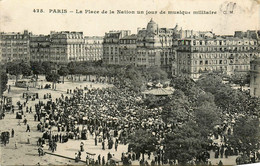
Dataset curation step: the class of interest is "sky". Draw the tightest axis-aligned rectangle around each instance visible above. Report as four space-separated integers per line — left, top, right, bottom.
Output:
0 0 259 36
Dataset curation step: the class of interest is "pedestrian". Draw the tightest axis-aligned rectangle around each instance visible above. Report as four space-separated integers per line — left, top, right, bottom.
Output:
102 141 105 150
11 129 14 137
26 124 30 132
75 153 79 162
78 151 81 159
95 137 97 146
95 154 100 165
218 160 223 166
115 142 118 151
80 142 84 152
102 156 105 165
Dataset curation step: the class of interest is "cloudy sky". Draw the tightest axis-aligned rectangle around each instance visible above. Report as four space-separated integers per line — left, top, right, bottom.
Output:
0 0 259 36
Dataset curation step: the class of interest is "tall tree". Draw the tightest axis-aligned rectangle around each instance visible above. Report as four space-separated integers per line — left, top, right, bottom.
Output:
20 62 32 77
42 61 52 74
30 61 44 79
162 90 191 125
45 72 60 89
164 121 205 165
193 102 220 138
6 62 22 82
0 69 8 96
228 116 260 157
128 129 157 161
58 66 69 83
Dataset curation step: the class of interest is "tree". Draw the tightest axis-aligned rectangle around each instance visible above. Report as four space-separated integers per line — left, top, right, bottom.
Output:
193 102 220 138
6 62 22 82
67 62 77 80
20 62 32 77
128 129 157 161
228 116 260 157
143 67 168 82
230 72 250 88
162 90 191 125
58 66 69 83
0 69 8 96
164 121 206 165
42 61 52 74
30 61 44 79
45 72 60 89
170 75 197 96
196 73 224 95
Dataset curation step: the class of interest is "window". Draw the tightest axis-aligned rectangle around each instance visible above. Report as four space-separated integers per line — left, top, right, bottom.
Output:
200 61 203 65
219 60 222 64
205 60 208 65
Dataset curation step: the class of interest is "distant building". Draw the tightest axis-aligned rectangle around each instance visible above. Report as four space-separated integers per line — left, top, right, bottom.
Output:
30 35 51 62
174 36 259 79
250 58 260 97
234 30 259 39
0 30 31 63
84 36 103 61
119 34 137 65
103 19 177 74
50 31 85 63
103 30 131 64
136 19 176 73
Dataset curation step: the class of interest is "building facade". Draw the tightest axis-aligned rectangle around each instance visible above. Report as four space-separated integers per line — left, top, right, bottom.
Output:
103 30 131 65
174 35 260 79
103 19 177 74
30 35 51 62
136 19 176 73
250 58 260 97
0 30 31 63
119 34 137 66
84 36 103 61
50 31 85 63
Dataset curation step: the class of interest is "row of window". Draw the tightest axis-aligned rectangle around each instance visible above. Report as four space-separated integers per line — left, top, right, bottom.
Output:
180 40 257 46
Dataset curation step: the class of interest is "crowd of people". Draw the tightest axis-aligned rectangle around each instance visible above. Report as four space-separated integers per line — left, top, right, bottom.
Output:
21 84 257 165
1 77 260 165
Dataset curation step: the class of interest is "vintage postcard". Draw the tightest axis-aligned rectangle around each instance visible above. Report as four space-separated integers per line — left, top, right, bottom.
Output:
0 0 260 165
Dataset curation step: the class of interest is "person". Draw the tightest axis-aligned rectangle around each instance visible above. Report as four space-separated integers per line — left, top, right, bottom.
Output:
102 156 105 165
26 124 30 132
27 135 30 144
75 152 79 162
218 160 223 166
115 142 118 151
80 142 84 152
11 129 14 137
86 155 89 165
15 141 17 149
98 155 101 165
102 141 105 150
95 137 97 146
78 151 81 159
24 118 27 125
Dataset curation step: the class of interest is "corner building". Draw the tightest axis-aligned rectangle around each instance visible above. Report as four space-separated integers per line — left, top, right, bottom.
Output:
0 30 31 63
103 19 178 74
50 31 84 63
174 35 260 79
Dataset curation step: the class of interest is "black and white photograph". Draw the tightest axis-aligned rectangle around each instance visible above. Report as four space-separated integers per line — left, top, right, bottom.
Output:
0 0 260 165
